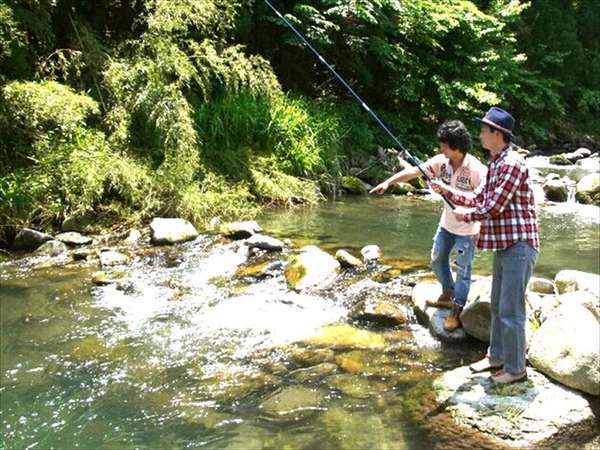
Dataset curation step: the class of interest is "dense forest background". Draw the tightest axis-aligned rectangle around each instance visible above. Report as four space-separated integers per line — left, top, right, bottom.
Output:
1 0 599 242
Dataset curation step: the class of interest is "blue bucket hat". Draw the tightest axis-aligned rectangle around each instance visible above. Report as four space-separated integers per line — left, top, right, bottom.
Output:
477 107 515 137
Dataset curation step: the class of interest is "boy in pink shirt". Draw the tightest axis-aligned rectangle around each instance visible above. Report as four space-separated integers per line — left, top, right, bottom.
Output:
370 120 487 331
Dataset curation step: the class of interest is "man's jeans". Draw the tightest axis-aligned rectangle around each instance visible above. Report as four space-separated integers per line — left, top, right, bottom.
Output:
489 241 538 374
430 226 476 307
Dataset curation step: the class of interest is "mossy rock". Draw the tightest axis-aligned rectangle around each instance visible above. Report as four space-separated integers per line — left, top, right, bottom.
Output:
549 154 572 165
341 176 371 195
388 182 415 195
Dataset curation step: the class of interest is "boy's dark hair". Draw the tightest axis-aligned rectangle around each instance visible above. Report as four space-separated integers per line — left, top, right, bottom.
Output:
437 120 472 154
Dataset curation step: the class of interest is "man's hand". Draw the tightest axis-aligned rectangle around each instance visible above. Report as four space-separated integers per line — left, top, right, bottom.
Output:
369 181 390 195
428 180 448 195
453 211 466 222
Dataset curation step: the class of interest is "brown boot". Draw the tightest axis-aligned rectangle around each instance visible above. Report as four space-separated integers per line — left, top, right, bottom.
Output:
443 304 463 331
426 290 454 308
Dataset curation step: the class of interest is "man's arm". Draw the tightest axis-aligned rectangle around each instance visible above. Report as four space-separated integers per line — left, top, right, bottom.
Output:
464 163 525 222
429 180 483 207
369 165 425 194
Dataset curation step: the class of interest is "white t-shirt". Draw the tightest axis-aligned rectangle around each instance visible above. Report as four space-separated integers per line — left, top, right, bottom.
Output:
423 153 487 236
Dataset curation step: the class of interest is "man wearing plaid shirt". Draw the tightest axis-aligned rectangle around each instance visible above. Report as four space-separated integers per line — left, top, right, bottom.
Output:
432 107 539 384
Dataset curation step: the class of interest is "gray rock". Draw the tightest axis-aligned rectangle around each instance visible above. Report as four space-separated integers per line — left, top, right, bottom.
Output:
412 281 467 342
55 232 93 246
555 270 600 297
34 240 68 257
460 277 493 342
99 250 129 267
549 154 572 166
245 233 284 252
335 249 364 269
285 245 340 290
150 218 198 245
220 220 262 239
576 155 600 172
528 301 600 395
13 228 53 250
360 244 381 263
420 366 597 448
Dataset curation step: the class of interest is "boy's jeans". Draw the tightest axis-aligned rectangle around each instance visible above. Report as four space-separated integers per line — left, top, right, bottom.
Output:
489 241 538 374
430 226 476 307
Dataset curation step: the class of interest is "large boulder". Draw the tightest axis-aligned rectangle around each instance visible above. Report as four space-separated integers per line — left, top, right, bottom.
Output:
34 240 68 257
412 281 467 342
549 154 572 166
543 178 570 202
13 228 53 250
460 277 492 342
285 245 340 290
576 155 600 172
554 270 600 297
528 300 600 395
575 173 600 205
406 366 598 449
150 218 198 245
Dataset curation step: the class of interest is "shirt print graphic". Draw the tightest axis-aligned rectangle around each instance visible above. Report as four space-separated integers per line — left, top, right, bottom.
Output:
455 167 472 191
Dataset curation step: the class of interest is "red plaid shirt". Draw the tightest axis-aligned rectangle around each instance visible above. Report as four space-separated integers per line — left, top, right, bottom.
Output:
446 145 540 251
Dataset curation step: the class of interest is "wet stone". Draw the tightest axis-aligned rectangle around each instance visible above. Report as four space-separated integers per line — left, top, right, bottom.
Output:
289 363 338 383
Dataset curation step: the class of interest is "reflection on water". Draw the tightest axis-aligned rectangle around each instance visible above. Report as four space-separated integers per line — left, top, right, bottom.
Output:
1 195 597 449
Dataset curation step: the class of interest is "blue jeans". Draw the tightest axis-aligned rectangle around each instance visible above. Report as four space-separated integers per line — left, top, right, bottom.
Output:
430 226 476 307
489 241 538 374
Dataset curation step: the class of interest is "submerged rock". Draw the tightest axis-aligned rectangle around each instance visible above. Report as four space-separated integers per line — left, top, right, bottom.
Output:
304 323 386 350
259 386 323 421
150 218 198 245
409 366 598 449
289 363 338 383
13 228 53 250
528 300 600 395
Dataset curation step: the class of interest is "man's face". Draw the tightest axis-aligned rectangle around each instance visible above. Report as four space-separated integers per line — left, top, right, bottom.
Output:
479 125 496 150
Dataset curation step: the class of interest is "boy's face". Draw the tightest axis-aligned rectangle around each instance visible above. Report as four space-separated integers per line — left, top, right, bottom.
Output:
439 142 461 159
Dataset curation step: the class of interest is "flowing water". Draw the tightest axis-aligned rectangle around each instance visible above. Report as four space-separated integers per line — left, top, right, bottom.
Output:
1 196 598 449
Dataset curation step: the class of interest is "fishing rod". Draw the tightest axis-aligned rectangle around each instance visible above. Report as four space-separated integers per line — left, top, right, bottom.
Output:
264 0 455 209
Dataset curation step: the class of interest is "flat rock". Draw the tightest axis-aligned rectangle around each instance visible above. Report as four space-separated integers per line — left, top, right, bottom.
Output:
245 233 284 251
220 220 262 240
285 245 340 290
415 366 598 448
99 250 129 267
335 249 364 269
55 232 92 246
